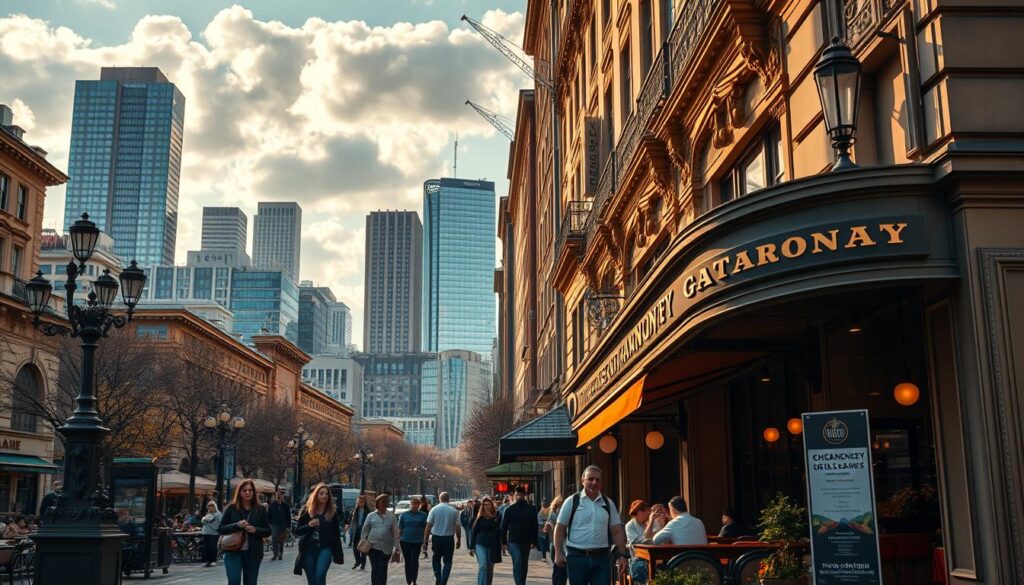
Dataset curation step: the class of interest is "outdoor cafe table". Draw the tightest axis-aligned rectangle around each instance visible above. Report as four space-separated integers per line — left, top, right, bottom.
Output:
634 541 802 581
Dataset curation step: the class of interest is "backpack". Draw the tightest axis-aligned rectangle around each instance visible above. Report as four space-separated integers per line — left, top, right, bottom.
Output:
565 492 612 544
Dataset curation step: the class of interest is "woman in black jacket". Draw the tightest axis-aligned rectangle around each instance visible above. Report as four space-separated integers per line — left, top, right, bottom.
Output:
348 494 373 570
218 479 271 585
468 497 502 585
293 483 344 585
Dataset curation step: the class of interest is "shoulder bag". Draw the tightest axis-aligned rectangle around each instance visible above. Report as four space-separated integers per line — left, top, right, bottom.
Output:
219 507 254 552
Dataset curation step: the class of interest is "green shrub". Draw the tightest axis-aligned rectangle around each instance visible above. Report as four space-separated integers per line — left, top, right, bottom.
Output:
651 566 715 585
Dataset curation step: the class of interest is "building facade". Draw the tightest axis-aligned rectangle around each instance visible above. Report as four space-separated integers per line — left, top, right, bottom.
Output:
383 416 437 446
252 202 301 282
0 105 68 514
38 229 123 305
364 210 422 353
424 350 491 450
422 179 497 358
200 206 250 265
354 352 435 419
327 301 352 355
301 355 362 408
63 67 185 266
298 282 335 355
499 0 1024 583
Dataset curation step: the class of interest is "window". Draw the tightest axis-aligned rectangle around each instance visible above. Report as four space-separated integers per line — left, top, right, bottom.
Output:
661 0 674 41
620 42 632 121
11 246 23 277
11 366 41 433
0 173 8 211
589 17 597 72
641 0 654 74
718 123 783 203
0 237 5 272
16 185 28 220
604 86 615 156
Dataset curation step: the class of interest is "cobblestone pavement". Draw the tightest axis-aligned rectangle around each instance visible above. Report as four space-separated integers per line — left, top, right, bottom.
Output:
131 544 554 584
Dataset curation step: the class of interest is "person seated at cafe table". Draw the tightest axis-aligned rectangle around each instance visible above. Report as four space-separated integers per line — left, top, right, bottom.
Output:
718 507 750 538
2 516 29 539
646 497 707 545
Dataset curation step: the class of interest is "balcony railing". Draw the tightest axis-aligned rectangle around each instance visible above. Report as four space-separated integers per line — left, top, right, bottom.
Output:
12 278 27 301
555 199 595 268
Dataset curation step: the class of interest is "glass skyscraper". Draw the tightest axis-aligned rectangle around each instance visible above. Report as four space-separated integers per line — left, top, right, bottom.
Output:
422 178 496 357
64 67 185 266
230 270 299 345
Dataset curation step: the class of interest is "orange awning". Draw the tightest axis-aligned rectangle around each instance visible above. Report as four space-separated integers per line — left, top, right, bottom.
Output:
576 375 646 447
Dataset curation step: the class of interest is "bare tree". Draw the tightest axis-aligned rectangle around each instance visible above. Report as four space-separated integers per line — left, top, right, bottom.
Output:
234 397 296 488
460 396 521 482
301 419 355 486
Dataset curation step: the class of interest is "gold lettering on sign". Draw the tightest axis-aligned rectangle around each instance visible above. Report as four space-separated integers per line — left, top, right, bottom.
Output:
879 222 908 244
781 236 807 258
811 230 839 253
0 439 22 451
757 244 780 265
732 251 755 274
845 226 877 248
712 258 731 279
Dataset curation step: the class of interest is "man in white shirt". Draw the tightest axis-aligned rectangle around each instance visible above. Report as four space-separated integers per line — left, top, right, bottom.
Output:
553 466 629 585
650 496 708 545
423 491 461 585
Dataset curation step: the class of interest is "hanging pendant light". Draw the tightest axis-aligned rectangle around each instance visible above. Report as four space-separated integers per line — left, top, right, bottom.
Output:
893 382 920 406
787 418 803 435
598 434 618 454
763 427 781 443
645 430 665 450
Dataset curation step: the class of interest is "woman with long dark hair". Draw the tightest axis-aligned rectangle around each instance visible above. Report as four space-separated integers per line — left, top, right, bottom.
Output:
348 494 373 570
360 494 401 585
218 479 271 585
293 483 344 585
468 497 502 585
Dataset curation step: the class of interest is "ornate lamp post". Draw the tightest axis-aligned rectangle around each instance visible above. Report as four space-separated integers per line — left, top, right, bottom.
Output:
409 464 427 496
25 212 146 585
288 425 315 508
814 36 863 171
203 402 245 507
353 448 374 493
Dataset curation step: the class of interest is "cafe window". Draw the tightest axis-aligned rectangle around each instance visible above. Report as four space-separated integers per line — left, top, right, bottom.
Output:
718 123 783 203
11 365 42 433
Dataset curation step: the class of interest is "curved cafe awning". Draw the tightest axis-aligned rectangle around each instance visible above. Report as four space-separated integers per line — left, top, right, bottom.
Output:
498 405 582 464
157 471 216 494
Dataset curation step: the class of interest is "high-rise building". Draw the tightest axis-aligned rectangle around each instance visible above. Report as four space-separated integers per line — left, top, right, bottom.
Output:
327 301 353 354
364 211 422 353
298 282 335 355
252 202 301 281
301 356 362 408
422 179 496 357
201 207 248 254
64 67 185 266
354 352 435 419
421 350 490 450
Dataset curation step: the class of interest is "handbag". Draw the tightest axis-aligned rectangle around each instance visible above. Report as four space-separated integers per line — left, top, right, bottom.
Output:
357 538 373 554
218 531 244 552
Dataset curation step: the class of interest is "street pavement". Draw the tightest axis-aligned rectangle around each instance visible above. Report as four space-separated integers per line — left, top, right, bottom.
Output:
134 543 554 584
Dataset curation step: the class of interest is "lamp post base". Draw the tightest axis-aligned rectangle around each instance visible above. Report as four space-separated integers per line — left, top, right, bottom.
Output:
32 517 126 585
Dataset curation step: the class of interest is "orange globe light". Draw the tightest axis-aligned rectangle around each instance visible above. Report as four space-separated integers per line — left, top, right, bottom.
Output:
645 430 665 450
787 418 803 435
598 434 618 454
763 427 781 443
893 382 921 406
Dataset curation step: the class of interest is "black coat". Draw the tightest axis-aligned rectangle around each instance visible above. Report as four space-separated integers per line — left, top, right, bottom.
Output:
218 504 272 559
500 500 538 546
469 516 503 563
268 500 292 528
293 509 344 575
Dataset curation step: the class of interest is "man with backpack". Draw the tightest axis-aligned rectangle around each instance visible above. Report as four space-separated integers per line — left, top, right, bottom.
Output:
553 465 629 585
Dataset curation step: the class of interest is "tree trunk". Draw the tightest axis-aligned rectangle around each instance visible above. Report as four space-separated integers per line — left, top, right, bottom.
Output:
187 434 199 514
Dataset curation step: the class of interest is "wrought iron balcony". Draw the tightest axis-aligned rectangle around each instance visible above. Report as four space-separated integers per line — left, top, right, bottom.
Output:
555 199 594 266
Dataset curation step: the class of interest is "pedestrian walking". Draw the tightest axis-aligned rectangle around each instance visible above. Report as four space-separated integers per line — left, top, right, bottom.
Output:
38 481 61 520
293 483 345 585
501 485 538 585
398 497 428 585
201 501 223 567
468 497 502 585
423 491 461 585
218 479 272 585
268 489 291 561
537 500 550 561
553 466 629 585
348 494 373 570
360 493 401 585
546 496 567 585
459 499 477 535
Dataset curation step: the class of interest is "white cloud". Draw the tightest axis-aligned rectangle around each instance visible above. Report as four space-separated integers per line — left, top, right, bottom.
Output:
0 7 527 346
77 0 117 10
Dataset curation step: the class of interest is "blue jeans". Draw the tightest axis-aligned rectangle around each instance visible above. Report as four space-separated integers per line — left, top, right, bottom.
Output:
474 545 494 585
302 546 332 585
223 550 262 585
566 551 611 585
431 535 455 585
508 542 530 585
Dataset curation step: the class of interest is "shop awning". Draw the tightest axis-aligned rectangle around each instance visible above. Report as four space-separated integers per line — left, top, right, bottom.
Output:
157 471 217 494
498 405 582 464
0 454 58 474
576 375 646 447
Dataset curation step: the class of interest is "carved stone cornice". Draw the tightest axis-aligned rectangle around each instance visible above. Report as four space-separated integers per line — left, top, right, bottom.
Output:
555 0 593 106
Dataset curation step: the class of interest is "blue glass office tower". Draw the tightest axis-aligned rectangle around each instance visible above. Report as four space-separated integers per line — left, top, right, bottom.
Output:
422 178 496 357
230 270 299 345
64 67 185 265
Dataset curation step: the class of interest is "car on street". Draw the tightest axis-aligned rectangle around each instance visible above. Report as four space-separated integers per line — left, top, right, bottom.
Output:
394 500 412 515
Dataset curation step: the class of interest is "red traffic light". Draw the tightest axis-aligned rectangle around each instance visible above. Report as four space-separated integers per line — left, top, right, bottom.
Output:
495 482 509 493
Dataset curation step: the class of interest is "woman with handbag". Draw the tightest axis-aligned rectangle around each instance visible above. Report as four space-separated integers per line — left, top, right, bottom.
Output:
348 494 373 570
468 497 502 585
218 480 271 585
360 494 401 585
293 483 344 585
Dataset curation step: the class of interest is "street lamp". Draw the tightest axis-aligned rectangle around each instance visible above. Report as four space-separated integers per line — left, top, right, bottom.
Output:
204 402 246 507
409 464 427 496
353 448 374 494
25 212 146 585
814 36 863 171
288 425 315 508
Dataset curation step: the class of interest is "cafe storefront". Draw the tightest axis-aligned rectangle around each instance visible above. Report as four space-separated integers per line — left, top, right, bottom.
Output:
0 430 58 516
543 165 1024 584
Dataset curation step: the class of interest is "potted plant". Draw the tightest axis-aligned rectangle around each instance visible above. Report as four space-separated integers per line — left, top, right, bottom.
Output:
757 493 809 585
651 567 715 585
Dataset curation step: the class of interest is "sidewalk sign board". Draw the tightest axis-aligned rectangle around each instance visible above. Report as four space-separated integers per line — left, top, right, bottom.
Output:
802 409 883 584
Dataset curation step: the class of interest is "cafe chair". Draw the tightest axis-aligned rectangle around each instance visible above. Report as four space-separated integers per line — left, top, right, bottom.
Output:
732 549 773 585
664 550 725 584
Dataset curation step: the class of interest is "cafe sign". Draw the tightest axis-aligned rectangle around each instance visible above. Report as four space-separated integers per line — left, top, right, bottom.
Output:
802 410 883 584
568 216 928 420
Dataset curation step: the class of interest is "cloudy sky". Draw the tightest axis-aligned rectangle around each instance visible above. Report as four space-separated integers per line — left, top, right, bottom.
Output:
1 0 528 348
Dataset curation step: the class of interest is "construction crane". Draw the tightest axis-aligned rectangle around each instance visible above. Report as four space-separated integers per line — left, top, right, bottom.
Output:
460 14 554 91
466 100 515 140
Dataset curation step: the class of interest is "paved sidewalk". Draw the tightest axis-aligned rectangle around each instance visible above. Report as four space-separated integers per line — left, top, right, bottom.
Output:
132 545 554 584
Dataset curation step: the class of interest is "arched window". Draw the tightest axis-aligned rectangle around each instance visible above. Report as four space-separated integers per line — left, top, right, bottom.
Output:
11 366 42 433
